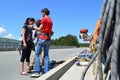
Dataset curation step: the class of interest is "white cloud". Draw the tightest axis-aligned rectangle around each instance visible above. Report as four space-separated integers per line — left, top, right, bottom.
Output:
18 37 22 41
0 26 16 39
4 34 15 39
0 27 6 34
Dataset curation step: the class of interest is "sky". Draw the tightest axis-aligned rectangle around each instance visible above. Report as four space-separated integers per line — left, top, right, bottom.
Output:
0 0 103 43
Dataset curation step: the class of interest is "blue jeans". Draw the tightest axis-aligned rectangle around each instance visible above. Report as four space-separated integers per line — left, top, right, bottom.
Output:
34 39 50 73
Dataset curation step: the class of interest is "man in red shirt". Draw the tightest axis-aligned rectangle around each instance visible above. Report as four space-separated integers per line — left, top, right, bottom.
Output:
39 13 53 40
30 8 53 77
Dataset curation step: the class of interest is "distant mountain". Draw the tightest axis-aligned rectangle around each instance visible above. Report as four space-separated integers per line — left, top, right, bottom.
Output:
0 37 21 43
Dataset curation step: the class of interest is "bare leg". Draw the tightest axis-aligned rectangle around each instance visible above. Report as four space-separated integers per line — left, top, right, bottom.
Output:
26 62 30 73
20 62 24 72
20 62 26 75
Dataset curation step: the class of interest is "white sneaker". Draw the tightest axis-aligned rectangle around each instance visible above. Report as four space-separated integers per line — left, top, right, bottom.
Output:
30 73 42 78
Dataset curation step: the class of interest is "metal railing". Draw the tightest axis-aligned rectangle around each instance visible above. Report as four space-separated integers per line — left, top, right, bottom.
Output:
0 42 21 49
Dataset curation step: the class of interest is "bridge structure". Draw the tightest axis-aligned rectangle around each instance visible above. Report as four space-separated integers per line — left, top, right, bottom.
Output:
0 48 93 80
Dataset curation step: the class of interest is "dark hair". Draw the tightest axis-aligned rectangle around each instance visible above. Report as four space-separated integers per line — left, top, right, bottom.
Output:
36 19 41 27
41 8 50 15
24 18 35 25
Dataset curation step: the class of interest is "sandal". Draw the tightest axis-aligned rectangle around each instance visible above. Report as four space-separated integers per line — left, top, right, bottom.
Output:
20 71 27 76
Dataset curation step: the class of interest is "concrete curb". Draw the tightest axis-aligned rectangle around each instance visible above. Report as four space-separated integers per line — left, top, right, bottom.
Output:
36 56 76 80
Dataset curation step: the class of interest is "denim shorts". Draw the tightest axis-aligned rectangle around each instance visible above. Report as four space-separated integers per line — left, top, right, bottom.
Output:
38 39 51 46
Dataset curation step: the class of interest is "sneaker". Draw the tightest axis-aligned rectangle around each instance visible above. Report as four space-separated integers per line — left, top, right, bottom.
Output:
30 66 34 71
30 73 42 78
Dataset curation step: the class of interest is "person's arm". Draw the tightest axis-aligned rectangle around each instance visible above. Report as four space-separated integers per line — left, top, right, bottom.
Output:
22 28 27 48
33 31 37 40
33 24 44 31
30 18 45 31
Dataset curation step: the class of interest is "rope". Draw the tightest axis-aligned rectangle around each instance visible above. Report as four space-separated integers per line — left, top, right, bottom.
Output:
80 0 120 80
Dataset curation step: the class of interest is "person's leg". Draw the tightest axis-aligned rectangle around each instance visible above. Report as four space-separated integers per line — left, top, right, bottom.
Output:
30 51 35 68
20 62 24 72
26 47 32 72
30 39 46 77
44 45 50 73
26 62 30 72
34 43 42 73
20 48 27 74
40 49 44 67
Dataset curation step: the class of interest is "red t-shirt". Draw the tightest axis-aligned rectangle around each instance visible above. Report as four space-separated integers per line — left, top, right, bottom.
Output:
39 16 53 40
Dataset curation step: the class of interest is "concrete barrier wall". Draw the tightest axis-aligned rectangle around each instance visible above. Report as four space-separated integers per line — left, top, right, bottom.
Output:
0 45 77 51
0 48 18 51
36 56 76 80
50 45 77 49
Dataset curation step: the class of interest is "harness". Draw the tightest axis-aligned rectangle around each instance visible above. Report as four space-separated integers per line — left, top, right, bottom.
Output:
39 32 51 40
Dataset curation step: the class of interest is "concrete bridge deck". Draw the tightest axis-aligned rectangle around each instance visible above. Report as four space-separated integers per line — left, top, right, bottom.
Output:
0 48 93 80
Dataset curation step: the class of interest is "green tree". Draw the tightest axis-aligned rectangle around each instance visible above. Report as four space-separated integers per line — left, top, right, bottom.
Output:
51 34 80 47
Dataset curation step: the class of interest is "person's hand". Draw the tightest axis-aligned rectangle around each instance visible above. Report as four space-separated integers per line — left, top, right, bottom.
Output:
28 25 34 30
23 43 27 48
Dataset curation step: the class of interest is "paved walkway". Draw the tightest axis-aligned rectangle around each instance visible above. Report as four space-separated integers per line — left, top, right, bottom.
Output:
0 48 86 80
59 63 94 80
